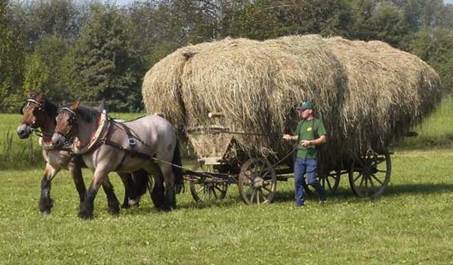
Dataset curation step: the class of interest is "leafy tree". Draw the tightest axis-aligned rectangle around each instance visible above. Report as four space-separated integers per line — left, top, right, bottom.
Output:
9 0 81 51
409 27 453 91
348 1 409 47
368 1 409 46
23 35 73 102
226 0 280 40
0 0 25 112
72 4 144 112
225 0 353 40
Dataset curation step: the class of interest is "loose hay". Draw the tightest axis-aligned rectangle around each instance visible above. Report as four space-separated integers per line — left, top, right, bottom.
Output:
142 35 442 169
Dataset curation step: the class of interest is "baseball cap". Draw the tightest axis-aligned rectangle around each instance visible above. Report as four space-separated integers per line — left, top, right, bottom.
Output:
296 101 314 111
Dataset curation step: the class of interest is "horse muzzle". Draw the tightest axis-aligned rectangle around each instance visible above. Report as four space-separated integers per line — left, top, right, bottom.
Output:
51 133 67 148
16 124 32 139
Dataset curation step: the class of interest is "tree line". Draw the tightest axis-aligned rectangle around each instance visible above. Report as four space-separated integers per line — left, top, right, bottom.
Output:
1 0 453 112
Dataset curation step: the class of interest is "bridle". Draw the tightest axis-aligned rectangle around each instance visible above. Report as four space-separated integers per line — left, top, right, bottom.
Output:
56 107 78 139
20 98 44 129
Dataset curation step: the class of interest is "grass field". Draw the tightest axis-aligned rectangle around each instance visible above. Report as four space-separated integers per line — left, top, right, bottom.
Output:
1 98 453 264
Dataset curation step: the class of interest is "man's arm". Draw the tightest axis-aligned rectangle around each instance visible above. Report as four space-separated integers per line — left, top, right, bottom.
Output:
283 134 298 141
301 135 326 147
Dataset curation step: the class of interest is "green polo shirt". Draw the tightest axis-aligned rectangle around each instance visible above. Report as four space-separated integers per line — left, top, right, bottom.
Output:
295 118 327 159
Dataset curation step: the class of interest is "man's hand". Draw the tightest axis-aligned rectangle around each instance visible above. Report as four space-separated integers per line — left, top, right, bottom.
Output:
301 140 312 147
283 134 294 141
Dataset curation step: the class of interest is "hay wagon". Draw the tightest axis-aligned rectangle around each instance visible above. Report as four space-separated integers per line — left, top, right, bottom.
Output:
142 35 441 204
182 113 392 205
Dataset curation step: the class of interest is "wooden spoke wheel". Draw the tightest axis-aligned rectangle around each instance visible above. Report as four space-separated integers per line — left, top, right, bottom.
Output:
189 163 228 204
319 170 341 194
348 150 391 198
238 158 276 205
301 170 341 195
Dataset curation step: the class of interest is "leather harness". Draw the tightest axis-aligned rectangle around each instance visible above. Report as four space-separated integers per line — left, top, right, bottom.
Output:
102 120 155 171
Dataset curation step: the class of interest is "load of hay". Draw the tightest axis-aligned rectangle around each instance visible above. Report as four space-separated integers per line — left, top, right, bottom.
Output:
142 35 442 169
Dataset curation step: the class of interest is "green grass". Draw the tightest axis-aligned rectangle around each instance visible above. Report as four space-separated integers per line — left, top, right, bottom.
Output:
396 96 453 150
1 152 453 264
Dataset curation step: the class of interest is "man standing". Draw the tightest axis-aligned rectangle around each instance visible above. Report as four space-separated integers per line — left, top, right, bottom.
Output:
283 101 327 206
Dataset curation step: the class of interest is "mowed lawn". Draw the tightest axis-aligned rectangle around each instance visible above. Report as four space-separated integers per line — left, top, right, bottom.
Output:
1 98 453 264
1 153 453 264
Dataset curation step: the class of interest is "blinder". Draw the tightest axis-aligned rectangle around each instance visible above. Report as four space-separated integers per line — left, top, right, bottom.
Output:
20 98 43 115
56 107 78 139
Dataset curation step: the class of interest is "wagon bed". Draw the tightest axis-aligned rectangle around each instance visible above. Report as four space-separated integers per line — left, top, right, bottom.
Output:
183 119 392 205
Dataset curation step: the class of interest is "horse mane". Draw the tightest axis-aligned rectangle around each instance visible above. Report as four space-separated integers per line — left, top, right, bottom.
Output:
76 105 101 123
28 92 58 117
42 99 58 117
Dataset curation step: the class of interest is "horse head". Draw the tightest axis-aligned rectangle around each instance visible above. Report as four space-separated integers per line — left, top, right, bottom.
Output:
17 92 57 139
52 100 80 148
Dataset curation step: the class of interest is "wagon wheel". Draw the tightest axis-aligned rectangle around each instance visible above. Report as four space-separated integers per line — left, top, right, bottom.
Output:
238 158 276 205
319 170 341 194
189 163 228 204
301 170 341 195
348 150 391 198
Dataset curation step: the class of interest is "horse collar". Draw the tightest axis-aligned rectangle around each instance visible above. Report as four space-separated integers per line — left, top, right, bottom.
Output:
72 110 110 154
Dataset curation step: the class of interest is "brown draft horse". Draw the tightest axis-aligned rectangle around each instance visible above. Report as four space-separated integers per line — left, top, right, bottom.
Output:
51 101 183 219
17 93 148 215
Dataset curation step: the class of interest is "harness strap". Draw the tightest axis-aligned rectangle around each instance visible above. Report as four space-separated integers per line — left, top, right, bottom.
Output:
101 121 155 171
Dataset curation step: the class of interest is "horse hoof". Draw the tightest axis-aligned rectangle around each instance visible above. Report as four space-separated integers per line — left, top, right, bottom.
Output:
78 208 94 219
128 198 140 207
108 206 120 215
78 212 93 220
40 209 51 215
39 198 53 213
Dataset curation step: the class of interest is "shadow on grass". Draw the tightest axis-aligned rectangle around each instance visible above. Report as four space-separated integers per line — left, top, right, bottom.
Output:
116 182 453 217
395 133 453 151
272 182 453 204
119 195 244 216
385 183 453 197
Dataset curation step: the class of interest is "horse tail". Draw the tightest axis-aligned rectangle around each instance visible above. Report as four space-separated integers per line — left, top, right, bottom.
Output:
172 139 184 194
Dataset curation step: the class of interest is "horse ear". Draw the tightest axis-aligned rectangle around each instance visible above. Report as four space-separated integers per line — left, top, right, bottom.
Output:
27 90 37 99
98 100 105 111
36 92 45 103
71 100 80 110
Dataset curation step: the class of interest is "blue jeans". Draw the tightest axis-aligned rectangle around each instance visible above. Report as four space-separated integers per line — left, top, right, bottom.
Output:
294 158 326 206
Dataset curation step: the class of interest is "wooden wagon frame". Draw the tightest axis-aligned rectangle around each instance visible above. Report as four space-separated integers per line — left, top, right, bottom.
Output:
182 115 392 205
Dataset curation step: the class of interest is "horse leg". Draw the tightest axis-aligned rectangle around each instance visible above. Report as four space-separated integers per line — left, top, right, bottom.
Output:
79 168 107 219
118 172 136 209
68 161 86 210
160 164 176 210
150 173 166 211
39 163 60 214
120 173 133 209
101 177 120 215
129 170 149 206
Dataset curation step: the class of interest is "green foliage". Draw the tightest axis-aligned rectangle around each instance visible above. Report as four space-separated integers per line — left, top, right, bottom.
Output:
0 0 25 113
9 0 81 50
348 0 409 46
226 0 353 39
23 35 74 102
0 114 43 169
408 27 453 91
226 0 281 40
72 5 144 112
1 0 453 112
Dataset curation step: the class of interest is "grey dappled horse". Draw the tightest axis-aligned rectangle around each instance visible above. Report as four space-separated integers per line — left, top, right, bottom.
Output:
17 93 148 215
51 101 183 219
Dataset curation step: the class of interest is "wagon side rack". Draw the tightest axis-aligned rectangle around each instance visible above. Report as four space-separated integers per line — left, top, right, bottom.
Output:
182 116 394 205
